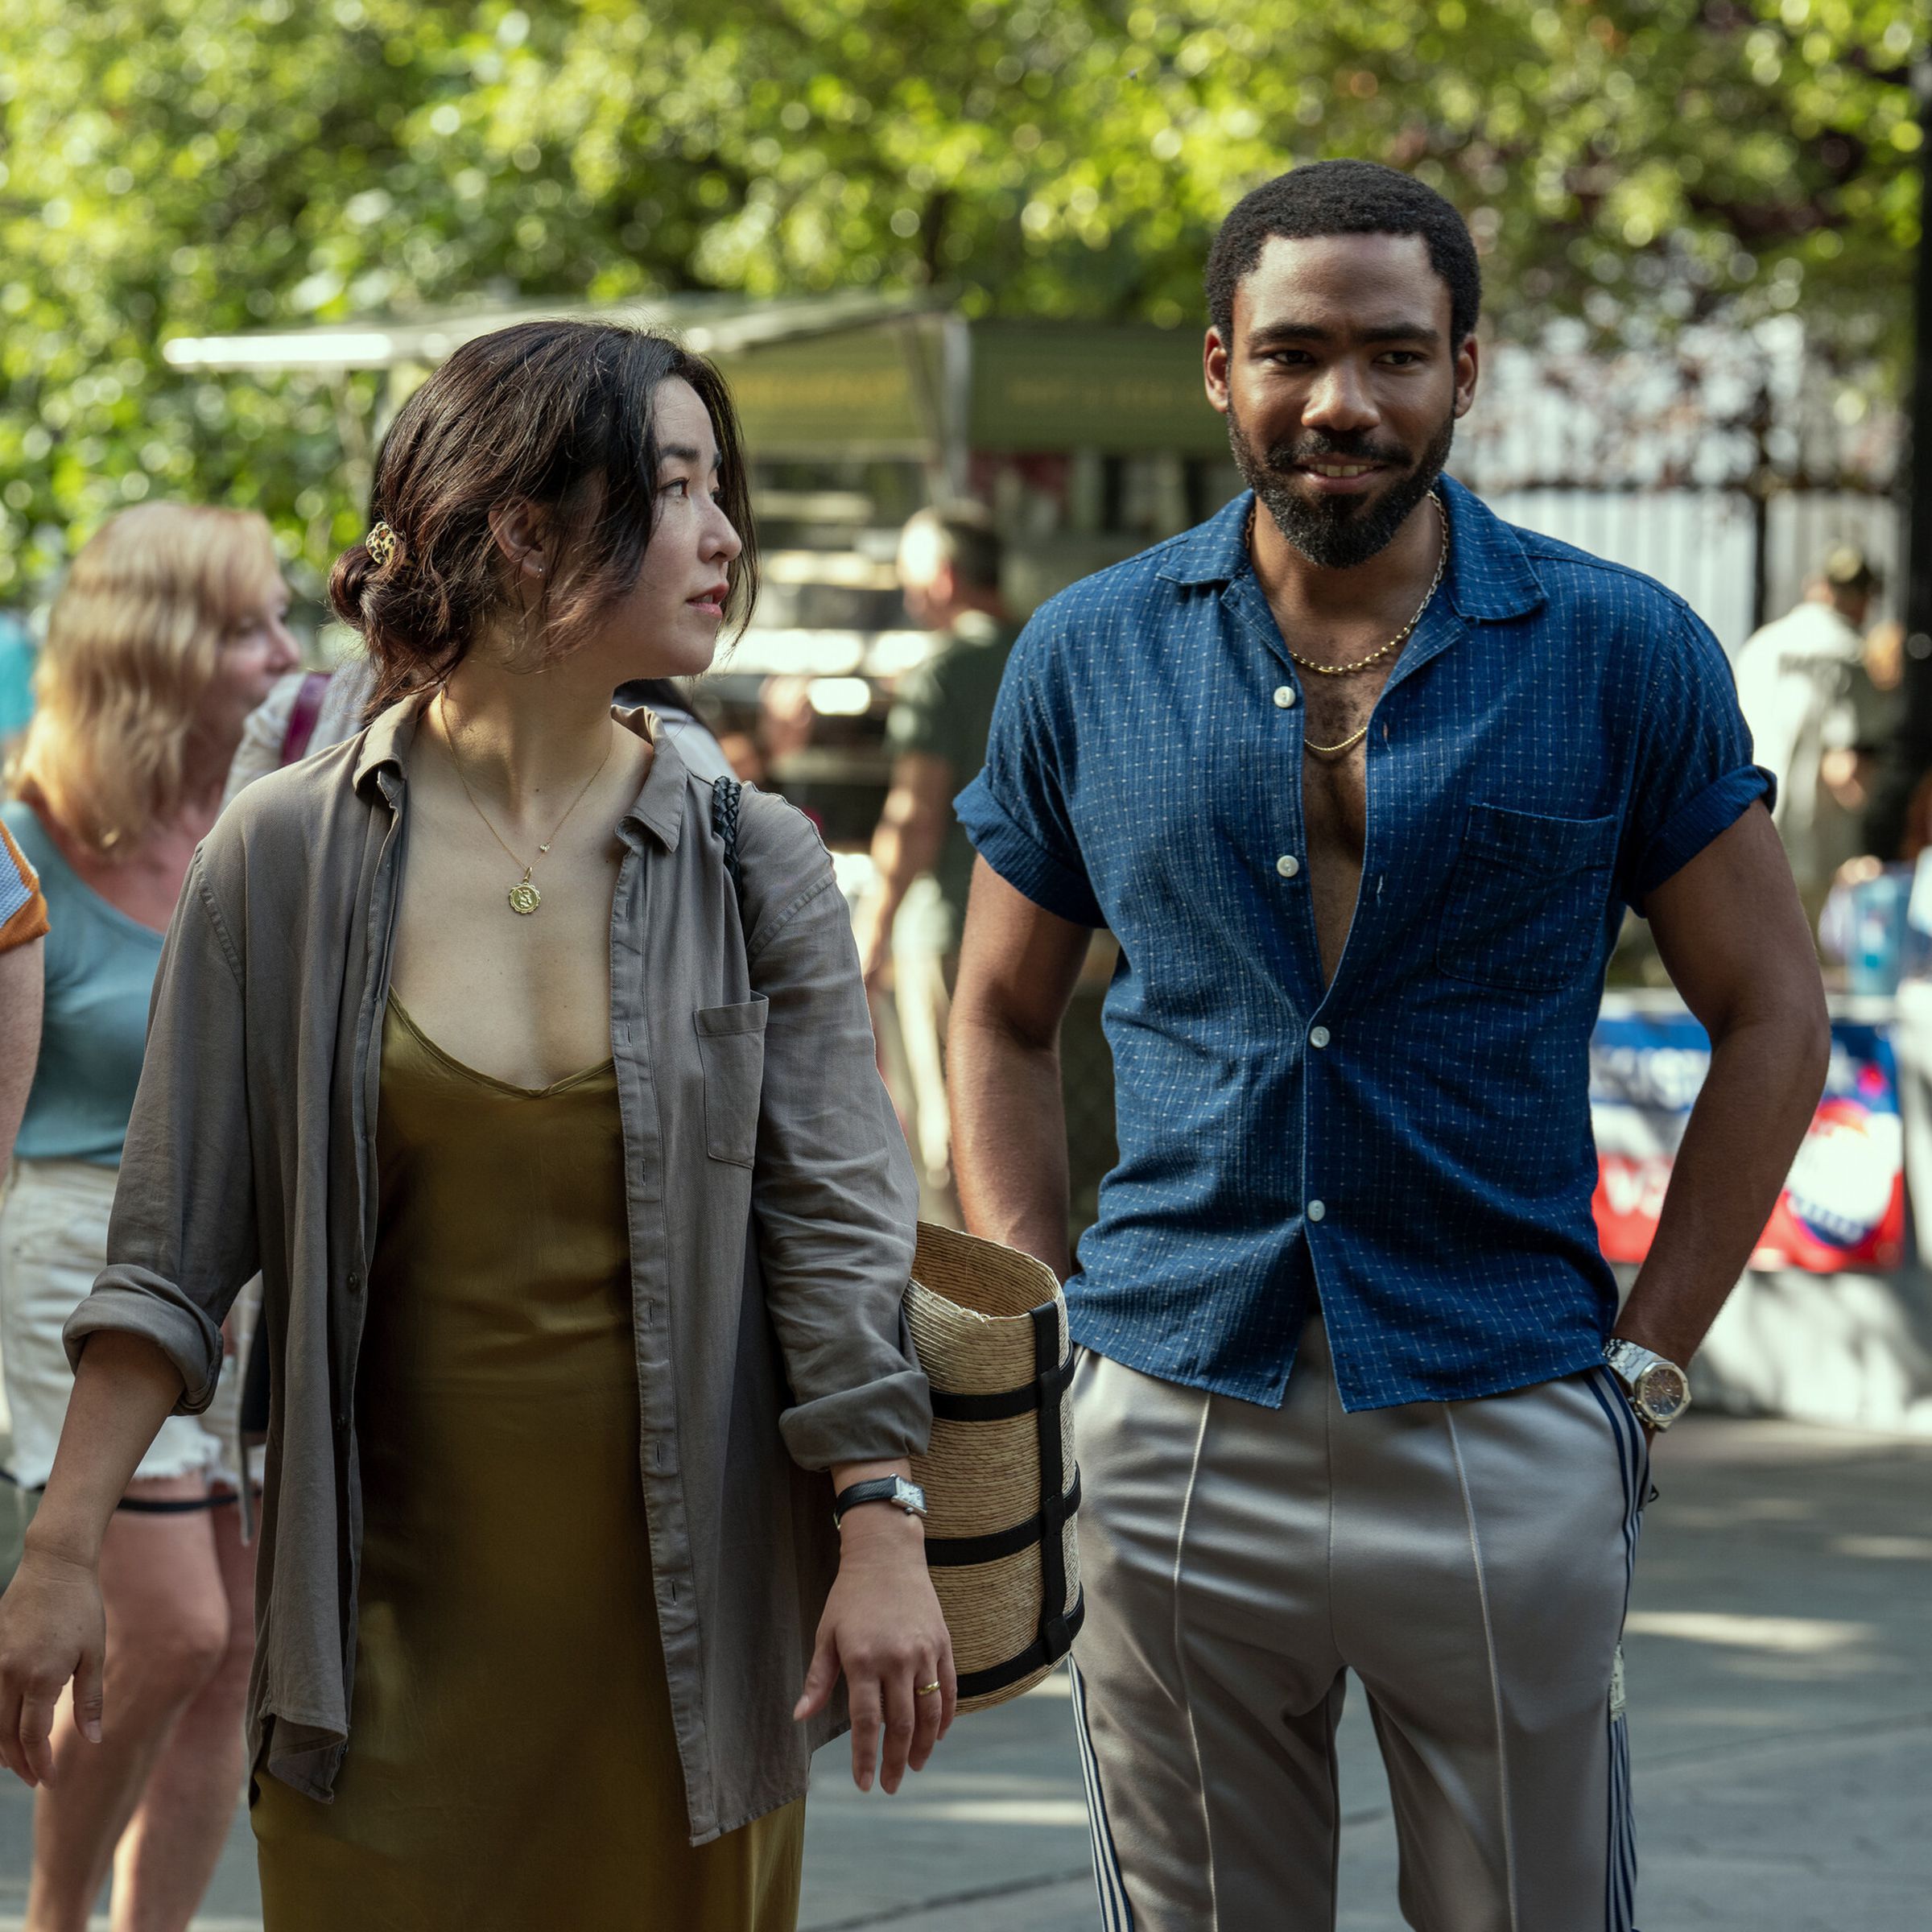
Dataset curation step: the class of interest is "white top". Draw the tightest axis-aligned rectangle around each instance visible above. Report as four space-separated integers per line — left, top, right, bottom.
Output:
1732 599 1870 892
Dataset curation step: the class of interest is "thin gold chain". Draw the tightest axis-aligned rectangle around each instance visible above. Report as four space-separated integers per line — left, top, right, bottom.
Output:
1246 492 1449 677
438 690 615 886
1303 720 1373 759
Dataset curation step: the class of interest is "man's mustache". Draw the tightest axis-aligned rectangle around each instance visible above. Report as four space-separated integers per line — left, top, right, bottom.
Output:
1261 436 1412 472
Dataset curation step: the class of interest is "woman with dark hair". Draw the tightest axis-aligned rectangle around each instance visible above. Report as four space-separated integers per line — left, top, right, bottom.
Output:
0 321 950 1930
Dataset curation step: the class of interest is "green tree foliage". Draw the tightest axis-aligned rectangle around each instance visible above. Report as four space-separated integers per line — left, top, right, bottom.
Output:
0 0 1918 597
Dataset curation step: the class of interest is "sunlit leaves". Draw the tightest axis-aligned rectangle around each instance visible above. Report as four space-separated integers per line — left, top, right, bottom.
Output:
0 0 1915 602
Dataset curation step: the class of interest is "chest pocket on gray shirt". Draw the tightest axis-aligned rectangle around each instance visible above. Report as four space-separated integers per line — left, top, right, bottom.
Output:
694 997 769 1165
1435 802 1619 993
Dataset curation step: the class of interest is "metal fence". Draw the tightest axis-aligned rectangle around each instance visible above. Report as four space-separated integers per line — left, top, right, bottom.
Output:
1472 485 1899 655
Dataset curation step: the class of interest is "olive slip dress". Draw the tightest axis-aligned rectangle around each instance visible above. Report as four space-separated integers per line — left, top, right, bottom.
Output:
252 997 803 1930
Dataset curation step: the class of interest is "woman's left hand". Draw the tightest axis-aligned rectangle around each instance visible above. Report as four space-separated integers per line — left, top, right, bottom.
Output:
794 1505 956 1793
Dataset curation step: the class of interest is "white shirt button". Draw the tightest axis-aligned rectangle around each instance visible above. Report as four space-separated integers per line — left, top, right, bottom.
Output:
1310 1026 1331 1049
1274 685 1297 709
1307 1200 1327 1222
1276 853 1300 878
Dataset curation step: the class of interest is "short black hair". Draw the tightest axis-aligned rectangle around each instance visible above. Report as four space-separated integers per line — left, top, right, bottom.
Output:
1205 160 1481 350
902 502 1003 593
1823 544 1880 597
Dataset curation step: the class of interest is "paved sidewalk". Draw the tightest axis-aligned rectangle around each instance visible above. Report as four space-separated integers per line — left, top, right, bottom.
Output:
1 1413 1926 1930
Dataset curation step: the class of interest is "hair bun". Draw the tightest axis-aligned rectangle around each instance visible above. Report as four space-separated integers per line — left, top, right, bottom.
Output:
328 540 378 628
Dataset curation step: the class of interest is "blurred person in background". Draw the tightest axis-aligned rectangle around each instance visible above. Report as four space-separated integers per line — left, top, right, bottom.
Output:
854 506 1016 1204
0 503 299 1932
1811 612 1905 836
0 320 946 1932
1733 545 1888 911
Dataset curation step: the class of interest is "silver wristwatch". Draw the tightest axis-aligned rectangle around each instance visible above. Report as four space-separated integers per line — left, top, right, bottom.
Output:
831 1474 928 1527
1603 1340 1692 1430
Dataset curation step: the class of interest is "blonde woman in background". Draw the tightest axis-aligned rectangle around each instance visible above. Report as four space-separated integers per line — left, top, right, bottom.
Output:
0 503 299 1932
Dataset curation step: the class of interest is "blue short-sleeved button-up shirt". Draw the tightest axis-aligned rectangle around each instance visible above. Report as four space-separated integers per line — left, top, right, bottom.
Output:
956 477 1773 1412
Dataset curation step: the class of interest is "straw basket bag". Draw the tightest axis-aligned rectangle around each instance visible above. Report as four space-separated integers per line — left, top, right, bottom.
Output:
906 1220 1083 1711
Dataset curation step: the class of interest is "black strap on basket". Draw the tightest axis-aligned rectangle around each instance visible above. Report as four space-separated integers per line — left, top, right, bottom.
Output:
922 1469 1083 1567
931 1301 1086 1703
927 1346 1075 1423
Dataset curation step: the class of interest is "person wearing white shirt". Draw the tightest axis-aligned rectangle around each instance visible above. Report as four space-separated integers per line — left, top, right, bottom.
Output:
1732 547 1883 906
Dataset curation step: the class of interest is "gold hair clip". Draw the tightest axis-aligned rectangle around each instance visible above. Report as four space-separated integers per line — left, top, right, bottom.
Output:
365 521 399 568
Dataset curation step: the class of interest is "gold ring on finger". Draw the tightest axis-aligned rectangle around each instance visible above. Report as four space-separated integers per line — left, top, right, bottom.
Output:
915 1680 941 1696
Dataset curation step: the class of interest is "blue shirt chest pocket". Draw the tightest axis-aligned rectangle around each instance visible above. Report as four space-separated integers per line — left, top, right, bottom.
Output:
1435 802 1620 993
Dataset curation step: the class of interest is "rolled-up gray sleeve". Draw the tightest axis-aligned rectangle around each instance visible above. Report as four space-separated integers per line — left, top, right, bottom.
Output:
740 800 930 1469
64 849 258 1414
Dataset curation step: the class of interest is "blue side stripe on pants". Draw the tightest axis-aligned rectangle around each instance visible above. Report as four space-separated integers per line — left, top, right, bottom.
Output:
1586 1368 1648 1932
1067 1660 1135 1931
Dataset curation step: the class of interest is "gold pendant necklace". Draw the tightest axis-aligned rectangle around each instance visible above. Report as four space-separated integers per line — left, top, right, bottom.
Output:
439 691 615 915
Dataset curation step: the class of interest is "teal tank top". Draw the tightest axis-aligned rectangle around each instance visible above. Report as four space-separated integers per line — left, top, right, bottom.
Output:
2 800 164 1166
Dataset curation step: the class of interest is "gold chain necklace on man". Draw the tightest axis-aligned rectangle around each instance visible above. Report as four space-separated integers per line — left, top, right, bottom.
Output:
1245 492 1449 759
439 691 615 915
1247 491 1449 679
1302 719 1375 759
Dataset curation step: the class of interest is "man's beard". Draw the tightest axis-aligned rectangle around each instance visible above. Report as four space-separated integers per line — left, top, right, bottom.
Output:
1228 403 1455 570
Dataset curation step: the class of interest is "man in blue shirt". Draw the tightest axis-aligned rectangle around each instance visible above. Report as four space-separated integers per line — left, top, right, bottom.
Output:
950 161 1828 1932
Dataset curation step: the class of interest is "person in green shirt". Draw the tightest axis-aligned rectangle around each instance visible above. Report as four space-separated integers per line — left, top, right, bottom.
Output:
857 506 1017 1199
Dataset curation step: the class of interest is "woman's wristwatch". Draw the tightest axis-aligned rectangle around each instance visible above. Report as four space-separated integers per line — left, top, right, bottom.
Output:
1603 1339 1692 1430
832 1475 928 1528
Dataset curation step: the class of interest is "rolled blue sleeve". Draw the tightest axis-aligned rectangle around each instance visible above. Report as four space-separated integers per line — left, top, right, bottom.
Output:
954 618 1104 929
1622 609 1777 912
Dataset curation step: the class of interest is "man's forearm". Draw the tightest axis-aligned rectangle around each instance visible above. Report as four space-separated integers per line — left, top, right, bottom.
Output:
869 801 945 923
861 781 950 979
1617 1007 1829 1364
949 1013 1073 1279
865 819 919 936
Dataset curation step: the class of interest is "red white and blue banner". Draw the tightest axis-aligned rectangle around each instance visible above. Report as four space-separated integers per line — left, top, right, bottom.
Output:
1591 998 1905 1273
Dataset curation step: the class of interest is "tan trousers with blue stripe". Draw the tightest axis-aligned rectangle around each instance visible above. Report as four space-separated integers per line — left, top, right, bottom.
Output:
1068 1315 1648 1932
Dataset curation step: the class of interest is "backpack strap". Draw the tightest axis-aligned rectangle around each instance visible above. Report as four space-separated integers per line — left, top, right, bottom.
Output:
711 774 744 893
277 671 332 767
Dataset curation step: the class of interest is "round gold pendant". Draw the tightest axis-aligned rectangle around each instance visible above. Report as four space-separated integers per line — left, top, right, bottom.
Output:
508 881 541 915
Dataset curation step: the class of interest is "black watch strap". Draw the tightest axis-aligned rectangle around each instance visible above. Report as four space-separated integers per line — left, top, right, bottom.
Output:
832 1476 917 1523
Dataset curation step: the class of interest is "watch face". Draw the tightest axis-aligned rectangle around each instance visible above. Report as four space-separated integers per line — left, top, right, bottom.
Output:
1635 1361 1690 1424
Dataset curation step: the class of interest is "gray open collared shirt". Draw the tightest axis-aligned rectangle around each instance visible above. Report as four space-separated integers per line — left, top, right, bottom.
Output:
66 700 930 1841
